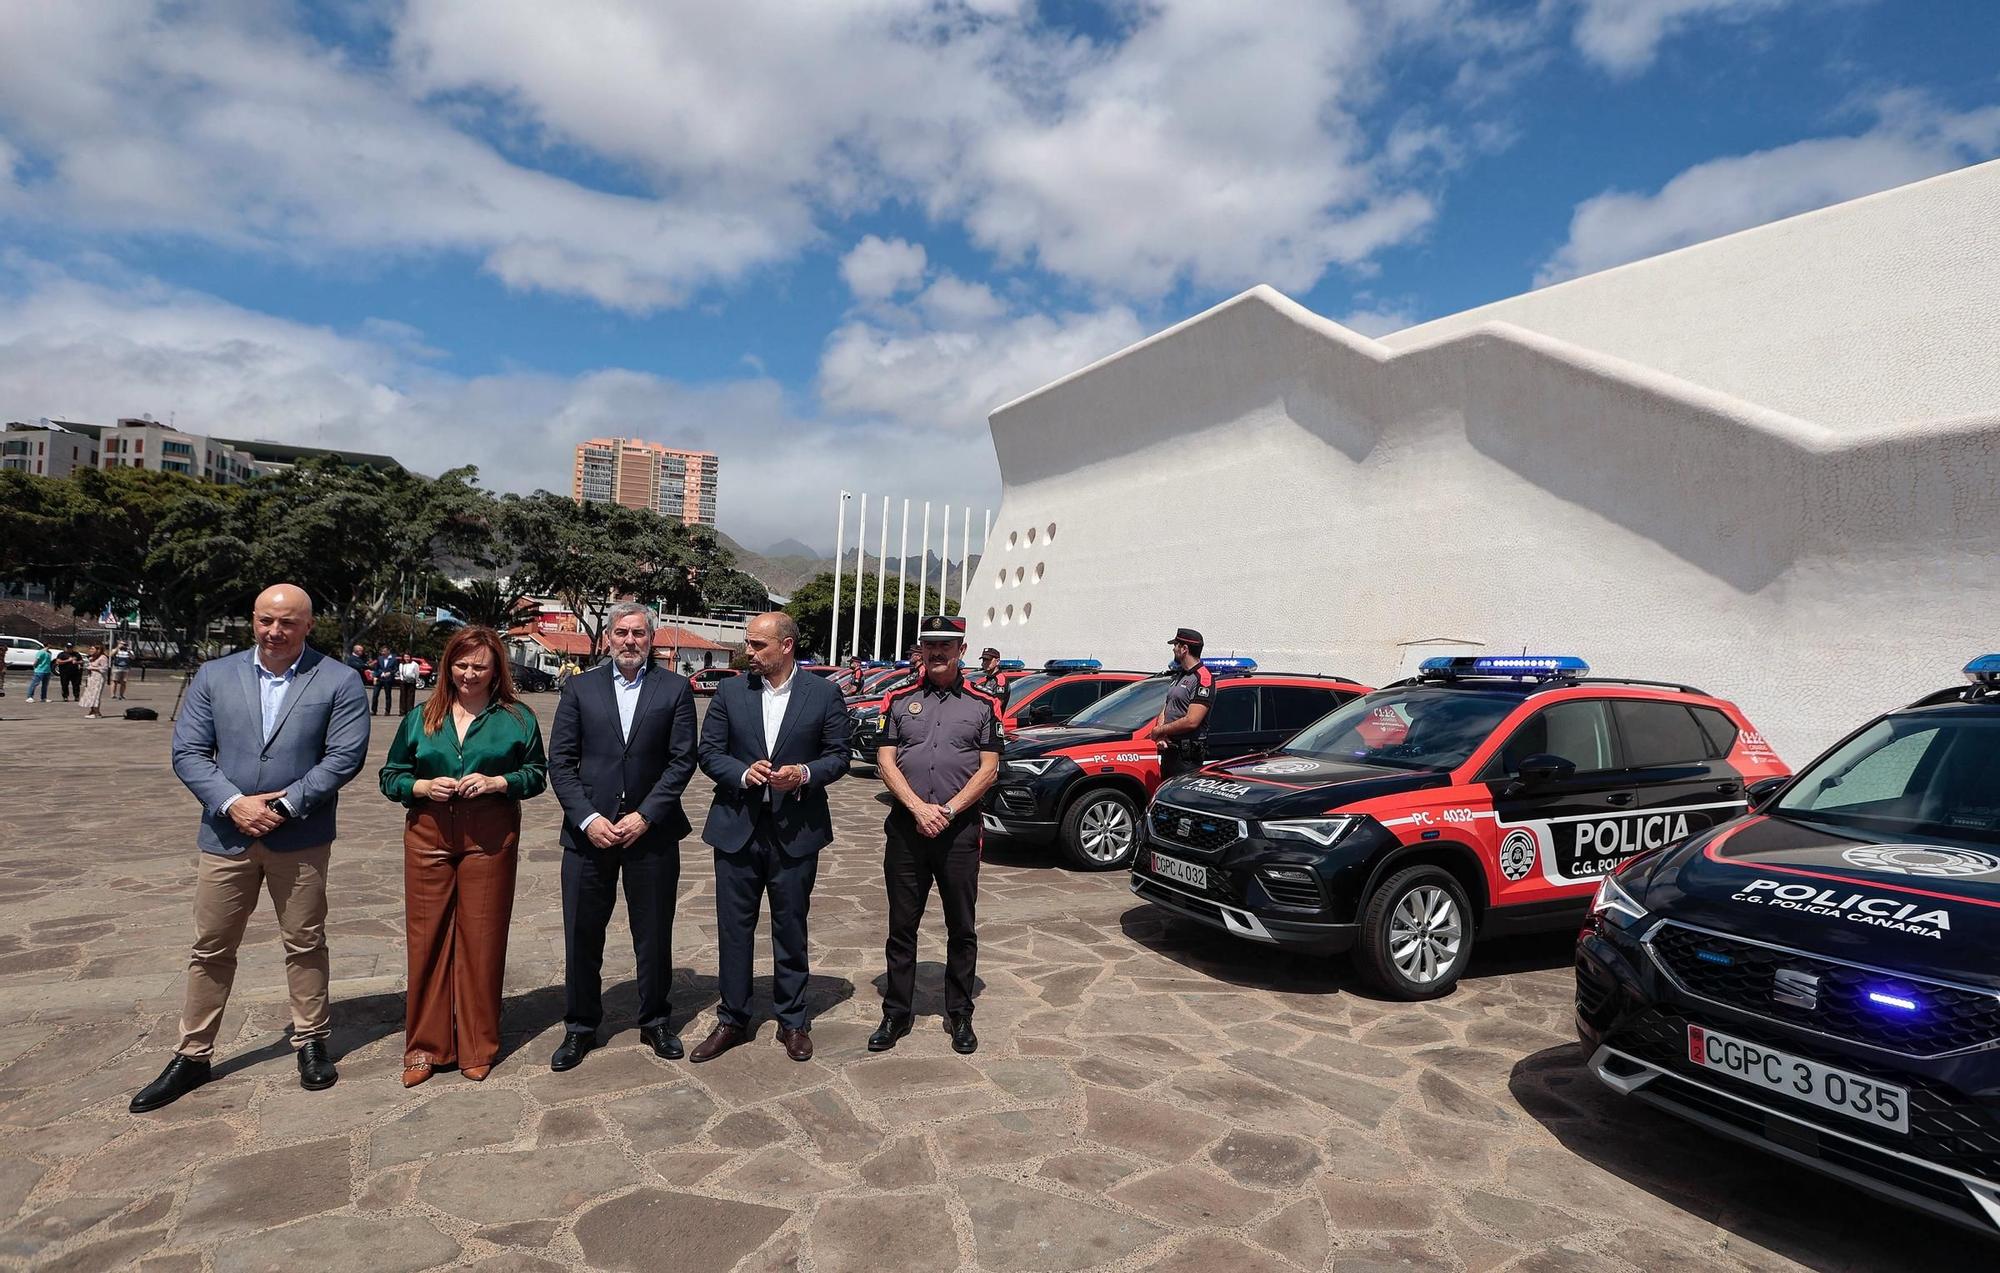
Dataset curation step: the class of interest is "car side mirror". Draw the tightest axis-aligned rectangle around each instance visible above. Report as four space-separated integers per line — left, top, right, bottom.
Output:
1746 775 1789 810
1026 701 1055 725
1514 753 1577 786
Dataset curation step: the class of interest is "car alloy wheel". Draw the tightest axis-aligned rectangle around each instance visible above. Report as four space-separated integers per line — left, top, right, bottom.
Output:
1388 885 1462 985
1060 789 1141 871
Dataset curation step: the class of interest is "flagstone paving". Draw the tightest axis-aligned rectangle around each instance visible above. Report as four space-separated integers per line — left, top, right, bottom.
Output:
0 682 1984 1269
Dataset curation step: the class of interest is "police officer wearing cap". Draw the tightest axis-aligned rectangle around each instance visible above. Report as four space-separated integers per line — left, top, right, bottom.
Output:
871 615 1001 1055
1146 627 1214 781
966 647 1006 697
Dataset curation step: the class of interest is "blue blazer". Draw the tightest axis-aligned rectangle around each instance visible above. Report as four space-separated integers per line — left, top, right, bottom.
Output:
170 646 372 855
547 662 698 850
698 668 851 857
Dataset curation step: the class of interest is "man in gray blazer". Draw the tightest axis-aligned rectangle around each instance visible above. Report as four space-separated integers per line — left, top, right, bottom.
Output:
131 584 371 1112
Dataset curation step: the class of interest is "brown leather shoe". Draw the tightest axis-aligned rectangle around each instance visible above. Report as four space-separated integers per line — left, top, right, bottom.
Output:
401 1064 432 1088
460 1064 490 1082
777 1026 813 1063
688 1022 747 1063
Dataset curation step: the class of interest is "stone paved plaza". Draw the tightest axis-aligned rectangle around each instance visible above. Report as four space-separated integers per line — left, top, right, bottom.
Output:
0 680 1980 1271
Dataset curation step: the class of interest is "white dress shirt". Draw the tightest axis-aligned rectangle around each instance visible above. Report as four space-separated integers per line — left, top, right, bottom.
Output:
749 666 805 800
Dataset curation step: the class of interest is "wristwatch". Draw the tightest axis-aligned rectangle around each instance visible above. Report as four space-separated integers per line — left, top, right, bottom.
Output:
271 796 296 821
944 801 957 818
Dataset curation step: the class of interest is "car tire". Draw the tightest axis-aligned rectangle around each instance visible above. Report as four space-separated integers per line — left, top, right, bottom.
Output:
1354 865 1474 1000
1059 788 1141 871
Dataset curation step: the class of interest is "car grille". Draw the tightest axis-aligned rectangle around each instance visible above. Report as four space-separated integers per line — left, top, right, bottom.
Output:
995 787 1039 818
1148 803 1242 857
1609 1006 2000 1179
1576 954 1617 1017
1647 922 2000 1059
1257 871 1322 909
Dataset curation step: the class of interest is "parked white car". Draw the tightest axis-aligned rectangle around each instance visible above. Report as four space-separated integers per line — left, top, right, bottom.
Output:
1 634 48 671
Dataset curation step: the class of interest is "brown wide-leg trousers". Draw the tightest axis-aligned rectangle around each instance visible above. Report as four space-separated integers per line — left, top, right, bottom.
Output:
404 797 520 1070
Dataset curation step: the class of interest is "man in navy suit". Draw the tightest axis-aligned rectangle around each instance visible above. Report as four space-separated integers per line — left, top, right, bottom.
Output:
547 602 698 1071
132 583 371 1112
689 612 851 1063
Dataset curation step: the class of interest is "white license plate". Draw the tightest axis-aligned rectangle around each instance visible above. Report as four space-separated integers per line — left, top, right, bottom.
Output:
1151 852 1207 891
1688 1025 1908 1134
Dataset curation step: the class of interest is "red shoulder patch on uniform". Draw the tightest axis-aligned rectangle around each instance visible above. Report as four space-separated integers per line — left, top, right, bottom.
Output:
1196 666 1215 686
963 684 1003 712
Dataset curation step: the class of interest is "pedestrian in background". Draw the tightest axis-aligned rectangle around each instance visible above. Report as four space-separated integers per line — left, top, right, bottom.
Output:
55 643 83 701
371 646 399 715
80 644 108 718
26 646 53 703
378 625 546 1087
111 643 133 700
345 643 369 676
398 651 420 715
130 584 370 1113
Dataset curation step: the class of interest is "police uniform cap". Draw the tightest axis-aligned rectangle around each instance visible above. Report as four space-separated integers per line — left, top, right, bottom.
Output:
919 615 968 641
1169 627 1204 646
980 647 1000 659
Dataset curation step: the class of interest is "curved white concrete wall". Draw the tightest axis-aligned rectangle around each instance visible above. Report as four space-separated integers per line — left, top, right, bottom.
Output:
1383 159 2000 429
973 166 2000 761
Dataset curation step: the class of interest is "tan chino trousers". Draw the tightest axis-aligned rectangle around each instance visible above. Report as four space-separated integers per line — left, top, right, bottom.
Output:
177 841 333 1058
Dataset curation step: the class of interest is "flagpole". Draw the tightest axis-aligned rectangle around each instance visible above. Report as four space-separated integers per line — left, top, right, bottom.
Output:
958 506 971 615
894 498 910 660
940 504 952 620
916 502 931 648
849 492 868 661
830 490 850 662
871 494 889 660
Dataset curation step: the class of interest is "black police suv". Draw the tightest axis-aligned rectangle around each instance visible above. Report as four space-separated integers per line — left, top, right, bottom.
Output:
1579 655 2000 1236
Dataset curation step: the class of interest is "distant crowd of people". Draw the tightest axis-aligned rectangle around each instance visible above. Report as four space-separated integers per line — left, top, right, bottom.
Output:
7 640 132 717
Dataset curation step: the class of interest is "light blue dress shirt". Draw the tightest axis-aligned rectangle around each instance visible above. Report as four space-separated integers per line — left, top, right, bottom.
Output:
256 653 302 742
613 663 645 741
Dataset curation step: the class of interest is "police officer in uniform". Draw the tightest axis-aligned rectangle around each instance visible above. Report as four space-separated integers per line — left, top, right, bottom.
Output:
871 615 1001 1055
966 647 1005 697
1146 626 1214 780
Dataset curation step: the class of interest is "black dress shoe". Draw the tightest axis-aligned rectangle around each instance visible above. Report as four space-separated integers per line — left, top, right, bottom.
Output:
866 1013 912 1052
550 1032 595 1072
688 1023 747 1063
130 1055 212 1113
297 1040 339 1090
948 1012 978 1055
639 1026 684 1060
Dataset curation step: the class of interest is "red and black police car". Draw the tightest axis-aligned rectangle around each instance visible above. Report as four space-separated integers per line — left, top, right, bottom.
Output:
1579 655 2000 1236
1132 655 1788 998
995 659 1149 732
983 659 1366 871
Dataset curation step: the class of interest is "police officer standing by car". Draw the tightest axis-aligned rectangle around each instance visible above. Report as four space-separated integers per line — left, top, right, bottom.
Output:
1147 627 1214 781
871 615 1001 1056
967 647 1005 697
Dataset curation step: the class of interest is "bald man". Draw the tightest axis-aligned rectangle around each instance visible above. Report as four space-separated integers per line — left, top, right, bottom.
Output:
132 584 372 1112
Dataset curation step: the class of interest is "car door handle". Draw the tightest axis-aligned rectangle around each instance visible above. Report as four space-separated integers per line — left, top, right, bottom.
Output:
1604 793 1636 807
1715 782 1740 795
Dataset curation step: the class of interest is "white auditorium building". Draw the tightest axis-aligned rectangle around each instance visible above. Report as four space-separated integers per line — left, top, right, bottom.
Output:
970 159 2000 761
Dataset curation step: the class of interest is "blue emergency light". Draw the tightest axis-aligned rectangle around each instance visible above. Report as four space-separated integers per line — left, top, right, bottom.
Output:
1867 990 1919 1012
1201 657 1257 670
1044 658 1101 671
1964 655 2000 687
997 659 1027 670
1420 655 1589 680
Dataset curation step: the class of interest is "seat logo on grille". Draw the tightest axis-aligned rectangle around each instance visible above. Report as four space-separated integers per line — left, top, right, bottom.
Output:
1772 968 1820 1011
1176 816 1191 837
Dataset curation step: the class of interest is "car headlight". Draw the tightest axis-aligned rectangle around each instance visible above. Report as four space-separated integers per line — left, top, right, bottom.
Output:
1589 871 1650 929
1004 757 1061 776
1259 816 1360 846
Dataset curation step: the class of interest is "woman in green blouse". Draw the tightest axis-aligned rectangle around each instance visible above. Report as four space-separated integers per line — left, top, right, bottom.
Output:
379 626 546 1086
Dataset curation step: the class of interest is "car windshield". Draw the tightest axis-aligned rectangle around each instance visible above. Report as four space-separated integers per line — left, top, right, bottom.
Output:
1280 688 1523 771
1775 714 2000 848
1004 673 1053 707
1066 677 1175 731
860 669 905 692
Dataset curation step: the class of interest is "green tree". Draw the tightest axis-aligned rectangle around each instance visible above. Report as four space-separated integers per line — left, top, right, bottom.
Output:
499 494 733 663
784 570 946 663
704 567 771 610
434 576 525 630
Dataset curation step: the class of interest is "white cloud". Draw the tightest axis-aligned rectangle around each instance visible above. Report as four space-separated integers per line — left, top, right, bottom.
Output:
1537 98 2000 284
839 236 929 301
0 255 1009 549
1569 0 1797 76
1337 307 1417 338
916 275 1009 326
819 303 1144 435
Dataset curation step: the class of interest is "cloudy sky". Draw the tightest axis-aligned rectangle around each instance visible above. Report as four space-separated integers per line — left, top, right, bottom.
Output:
2 1 1994 551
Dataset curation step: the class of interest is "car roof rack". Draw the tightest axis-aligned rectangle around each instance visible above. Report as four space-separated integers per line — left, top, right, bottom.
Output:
1573 676 1711 696
1903 684 2000 709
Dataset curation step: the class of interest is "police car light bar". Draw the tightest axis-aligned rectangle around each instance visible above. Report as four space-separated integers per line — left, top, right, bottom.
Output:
1964 655 2000 686
1202 657 1258 670
997 659 1027 670
1420 655 1590 680
1044 658 1101 671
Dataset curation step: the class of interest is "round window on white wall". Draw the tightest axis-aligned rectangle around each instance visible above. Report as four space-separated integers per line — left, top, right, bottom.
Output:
1034 562 1044 583
1012 567 1024 586
984 607 995 625
994 570 1004 589
1007 531 1018 550
1026 526 1037 545
1046 522 1057 541
1021 602 1032 622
